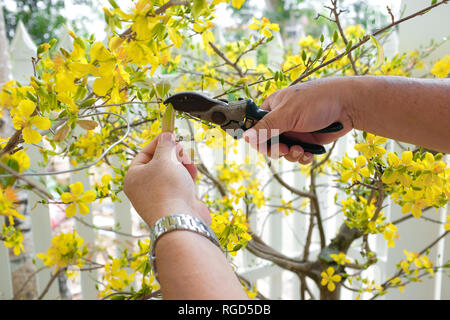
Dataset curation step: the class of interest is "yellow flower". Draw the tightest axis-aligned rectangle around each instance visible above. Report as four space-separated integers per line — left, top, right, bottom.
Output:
0 187 24 226
277 199 294 216
330 252 350 266
2 224 25 256
231 0 245 9
12 100 51 144
340 155 371 183
383 222 398 248
389 277 405 293
354 133 387 159
344 24 365 39
36 231 87 271
320 266 342 292
298 35 321 50
445 216 450 231
431 55 450 78
60 182 96 217
248 17 279 38
382 151 414 186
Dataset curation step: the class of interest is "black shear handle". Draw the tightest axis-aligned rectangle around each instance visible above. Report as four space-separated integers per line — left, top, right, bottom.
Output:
245 100 343 155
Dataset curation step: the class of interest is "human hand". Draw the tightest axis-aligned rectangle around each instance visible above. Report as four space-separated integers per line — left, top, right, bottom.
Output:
243 77 354 164
123 132 210 228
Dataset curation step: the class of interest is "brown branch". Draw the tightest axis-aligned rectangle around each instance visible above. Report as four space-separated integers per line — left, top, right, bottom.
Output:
0 162 53 200
387 6 395 24
0 130 23 158
303 202 316 260
310 159 326 249
208 41 245 78
37 267 65 300
328 0 359 75
245 232 315 277
12 266 48 300
311 140 337 171
266 158 316 199
73 216 147 239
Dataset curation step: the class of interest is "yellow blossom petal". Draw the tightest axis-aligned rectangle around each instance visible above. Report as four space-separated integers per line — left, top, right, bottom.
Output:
65 203 77 218
80 190 96 203
30 116 51 130
327 281 336 292
22 126 42 144
78 202 90 215
61 193 75 203
17 100 36 118
69 182 84 196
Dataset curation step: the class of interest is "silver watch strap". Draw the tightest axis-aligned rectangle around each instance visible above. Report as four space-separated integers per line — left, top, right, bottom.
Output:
149 214 221 279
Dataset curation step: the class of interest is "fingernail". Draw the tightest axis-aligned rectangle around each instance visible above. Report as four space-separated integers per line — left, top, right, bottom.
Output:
243 129 257 145
292 149 302 158
302 153 313 162
160 132 175 143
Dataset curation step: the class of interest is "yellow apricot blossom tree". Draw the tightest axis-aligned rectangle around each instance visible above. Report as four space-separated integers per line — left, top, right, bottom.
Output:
0 0 449 300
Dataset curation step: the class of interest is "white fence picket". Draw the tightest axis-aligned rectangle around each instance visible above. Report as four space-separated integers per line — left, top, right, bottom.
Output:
28 154 59 299
0 219 13 299
71 168 98 299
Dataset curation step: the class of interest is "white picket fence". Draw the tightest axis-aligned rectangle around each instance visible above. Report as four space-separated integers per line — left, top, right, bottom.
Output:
1 0 449 300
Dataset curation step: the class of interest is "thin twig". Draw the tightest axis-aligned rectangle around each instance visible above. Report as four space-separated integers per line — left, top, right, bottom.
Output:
328 0 359 75
208 42 245 78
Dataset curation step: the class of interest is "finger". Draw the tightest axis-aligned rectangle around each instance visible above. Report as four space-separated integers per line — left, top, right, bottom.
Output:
153 132 177 161
264 143 289 159
178 145 198 181
284 145 304 162
130 134 161 167
298 152 314 165
260 92 276 111
243 110 286 147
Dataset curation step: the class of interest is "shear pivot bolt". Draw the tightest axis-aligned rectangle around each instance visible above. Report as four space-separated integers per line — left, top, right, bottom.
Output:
211 111 226 124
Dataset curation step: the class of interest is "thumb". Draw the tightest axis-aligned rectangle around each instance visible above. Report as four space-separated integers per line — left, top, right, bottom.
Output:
243 109 285 146
153 132 177 162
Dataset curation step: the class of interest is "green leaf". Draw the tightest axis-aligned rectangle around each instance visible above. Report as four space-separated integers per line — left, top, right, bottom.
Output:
274 71 279 82
161 103 175 133
370 35 384 69
26 91 38 103
80 98 96 108
345 40 353 53
301 50 307 62
333 30 339 42
192 0 206 19
316 47 323 60
155 81 171 98
108 0 119 8
244 83 250 97
232 244 243 252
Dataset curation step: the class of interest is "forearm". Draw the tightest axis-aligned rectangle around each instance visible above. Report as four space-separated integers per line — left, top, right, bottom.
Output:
154 231 249 300
349 76 450 153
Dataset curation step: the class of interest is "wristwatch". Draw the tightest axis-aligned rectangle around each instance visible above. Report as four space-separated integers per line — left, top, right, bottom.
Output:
149 214 222 279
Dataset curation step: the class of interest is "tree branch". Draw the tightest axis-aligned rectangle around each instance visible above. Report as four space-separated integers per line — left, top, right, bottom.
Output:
328 0 359 75
208 41 245 78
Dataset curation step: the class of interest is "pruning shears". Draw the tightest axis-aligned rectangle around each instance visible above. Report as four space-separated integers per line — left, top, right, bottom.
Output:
164 91 343 155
